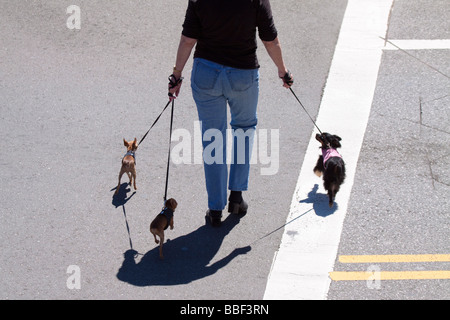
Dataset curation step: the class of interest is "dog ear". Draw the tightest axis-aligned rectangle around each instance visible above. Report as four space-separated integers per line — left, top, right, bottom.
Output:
133 138 138 149
331 136 342 148
123 138 129 147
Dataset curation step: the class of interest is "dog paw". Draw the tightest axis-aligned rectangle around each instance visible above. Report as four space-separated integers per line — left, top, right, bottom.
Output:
155 239 159 244
314 169 322 177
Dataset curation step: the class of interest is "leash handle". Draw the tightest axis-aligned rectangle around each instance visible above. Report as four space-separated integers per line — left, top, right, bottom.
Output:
168 74 184 99
281 70 294 86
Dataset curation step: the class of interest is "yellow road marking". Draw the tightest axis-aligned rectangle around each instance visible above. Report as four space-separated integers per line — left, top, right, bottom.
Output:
339 254 450 263
329 270 450 281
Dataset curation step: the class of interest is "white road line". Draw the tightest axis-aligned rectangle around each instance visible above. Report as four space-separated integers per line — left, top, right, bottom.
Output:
383 39 450 50
263 0 394 300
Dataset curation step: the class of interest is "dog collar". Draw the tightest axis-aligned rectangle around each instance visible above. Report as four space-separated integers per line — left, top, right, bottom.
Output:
159 207 174 230
124 151 136 158
124 151 136 164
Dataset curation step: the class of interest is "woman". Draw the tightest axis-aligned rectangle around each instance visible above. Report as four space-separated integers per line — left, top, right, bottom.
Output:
168 0 293 227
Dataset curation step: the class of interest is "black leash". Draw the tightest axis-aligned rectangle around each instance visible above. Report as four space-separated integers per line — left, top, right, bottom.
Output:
162 74 182 203
138 75 183 146
288 87 324 136
164 100 174 202
137 98 175 203
137 75 182 205
139 99 175 203
138 99 172 146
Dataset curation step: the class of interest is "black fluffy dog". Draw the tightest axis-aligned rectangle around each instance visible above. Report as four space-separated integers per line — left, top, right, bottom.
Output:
313 133 346 207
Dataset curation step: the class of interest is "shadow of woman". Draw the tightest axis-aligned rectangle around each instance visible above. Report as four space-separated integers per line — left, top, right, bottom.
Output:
116 214 251 286
299 184 338 217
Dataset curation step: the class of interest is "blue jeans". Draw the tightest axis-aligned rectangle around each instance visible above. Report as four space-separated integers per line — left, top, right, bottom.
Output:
191 58 259 211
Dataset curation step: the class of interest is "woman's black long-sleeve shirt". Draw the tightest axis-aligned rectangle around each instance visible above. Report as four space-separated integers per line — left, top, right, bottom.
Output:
182 0 278 69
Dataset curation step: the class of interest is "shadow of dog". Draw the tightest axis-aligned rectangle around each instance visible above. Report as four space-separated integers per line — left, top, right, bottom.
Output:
116 214 251 286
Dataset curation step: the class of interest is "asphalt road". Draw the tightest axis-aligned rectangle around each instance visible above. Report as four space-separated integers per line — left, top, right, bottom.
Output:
0 0 448 300
327 0 450 299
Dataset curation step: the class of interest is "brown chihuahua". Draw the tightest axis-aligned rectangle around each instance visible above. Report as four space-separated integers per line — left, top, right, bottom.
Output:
114 138 138 195
150 198 178 259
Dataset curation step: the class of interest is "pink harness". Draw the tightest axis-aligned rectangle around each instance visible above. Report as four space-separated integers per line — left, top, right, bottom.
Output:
322 148 342 166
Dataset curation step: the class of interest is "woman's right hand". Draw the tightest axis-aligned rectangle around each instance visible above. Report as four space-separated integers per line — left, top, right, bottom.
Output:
279 70 294 88
168 73 183 101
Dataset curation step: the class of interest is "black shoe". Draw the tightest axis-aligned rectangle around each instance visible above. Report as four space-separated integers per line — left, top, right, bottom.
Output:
206 209 222 227
227 199 248 215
